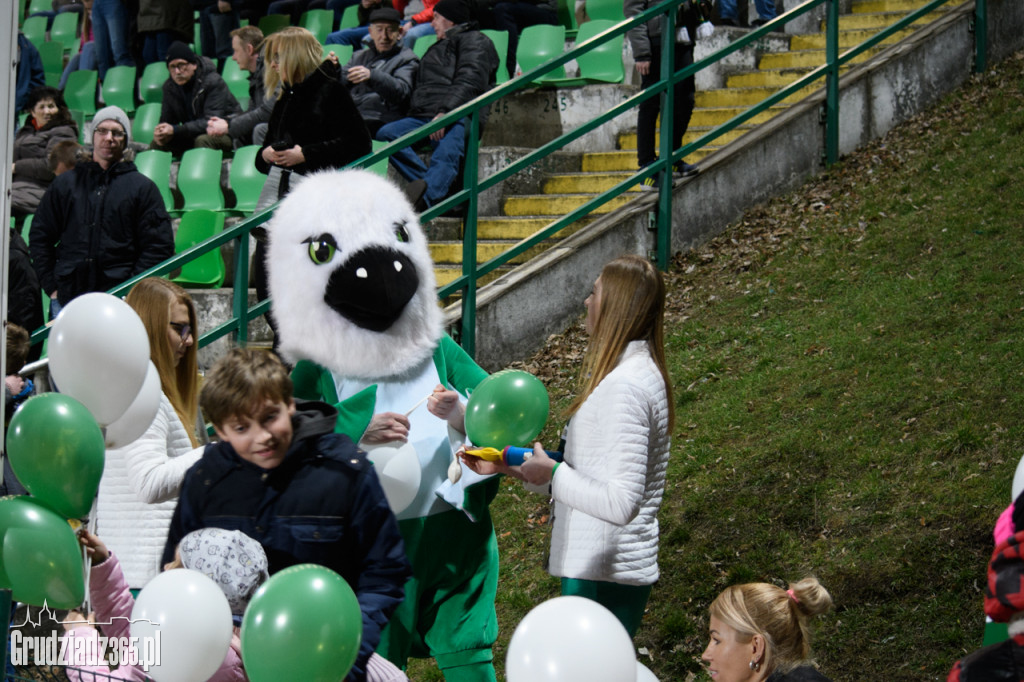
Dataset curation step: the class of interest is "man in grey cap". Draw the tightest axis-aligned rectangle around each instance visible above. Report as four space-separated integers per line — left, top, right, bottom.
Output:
30 106 174 315
342 8 420 135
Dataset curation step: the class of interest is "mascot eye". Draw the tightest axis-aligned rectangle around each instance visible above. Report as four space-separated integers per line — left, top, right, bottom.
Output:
304 234 338 265
394 221 410 244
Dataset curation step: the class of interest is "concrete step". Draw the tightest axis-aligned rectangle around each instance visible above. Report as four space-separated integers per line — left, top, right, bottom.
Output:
542 172 640 194
758 47 881 69
476 216 590 239
581 148 711 172
832 9 941 30
435 266 507 288
724 66 858 88
790 27 913 50
697 84 818 107
502 193 635 216
617 124 751 151
852 0 947 12
690 105 789 127
430 240 545 265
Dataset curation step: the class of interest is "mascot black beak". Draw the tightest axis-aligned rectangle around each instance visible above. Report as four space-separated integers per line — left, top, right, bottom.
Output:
324 246 419 332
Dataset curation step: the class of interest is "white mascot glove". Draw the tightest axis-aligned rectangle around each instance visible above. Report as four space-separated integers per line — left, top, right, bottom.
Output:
697 21 714 39
676 26 692 43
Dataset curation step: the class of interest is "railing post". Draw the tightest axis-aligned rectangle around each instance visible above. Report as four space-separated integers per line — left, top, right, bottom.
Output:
459 112 482 358
974 0 987 73
233 232 251 346
824 0 840 165
656 0 678 270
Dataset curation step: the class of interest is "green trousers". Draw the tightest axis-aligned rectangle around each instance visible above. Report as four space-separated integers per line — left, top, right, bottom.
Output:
561 578 653 638
378 509 499 682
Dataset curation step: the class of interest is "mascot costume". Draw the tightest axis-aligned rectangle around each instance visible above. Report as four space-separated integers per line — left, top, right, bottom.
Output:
268 170 500 682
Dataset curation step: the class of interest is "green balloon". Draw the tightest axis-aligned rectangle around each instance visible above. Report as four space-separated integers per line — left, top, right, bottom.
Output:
7 393 105 519
0 497 84 608
241 564 362 682
464 369 550 449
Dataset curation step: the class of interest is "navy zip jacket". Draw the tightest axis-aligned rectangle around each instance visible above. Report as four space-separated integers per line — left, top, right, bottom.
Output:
163 400 411 682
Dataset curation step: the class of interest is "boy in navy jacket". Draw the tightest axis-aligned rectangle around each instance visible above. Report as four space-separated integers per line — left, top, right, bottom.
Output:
163 348 411 682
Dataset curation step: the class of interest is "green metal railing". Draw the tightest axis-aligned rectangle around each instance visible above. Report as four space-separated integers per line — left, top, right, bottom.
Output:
27 0 987 359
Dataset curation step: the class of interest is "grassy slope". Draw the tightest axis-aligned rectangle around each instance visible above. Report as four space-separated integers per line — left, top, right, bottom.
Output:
409 50 1024 681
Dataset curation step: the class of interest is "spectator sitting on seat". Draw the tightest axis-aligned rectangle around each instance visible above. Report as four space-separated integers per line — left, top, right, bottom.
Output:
481 0 558 79
342 8 419 135
399 0 440 49
163 348 412 682
11 86 79 218
326 0 394 48
152 41 242 155
2 324 33 497
207 25 276 147
375 0 498 211
29 106 174 317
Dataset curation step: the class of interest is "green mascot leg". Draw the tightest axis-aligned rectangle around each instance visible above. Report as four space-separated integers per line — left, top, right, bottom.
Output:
379 510 500 682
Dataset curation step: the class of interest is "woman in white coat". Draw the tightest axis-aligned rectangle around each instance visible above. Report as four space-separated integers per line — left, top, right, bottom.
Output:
465 254 674 637
95 278 206 589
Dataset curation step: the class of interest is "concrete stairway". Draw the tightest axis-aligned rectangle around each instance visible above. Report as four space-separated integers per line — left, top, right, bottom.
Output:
427 0 952 285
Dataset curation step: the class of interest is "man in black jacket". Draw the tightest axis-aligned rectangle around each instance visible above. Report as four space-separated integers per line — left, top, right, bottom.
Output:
29 106 174 316
375 0 499 211
152 41 241 156
342 8 419 135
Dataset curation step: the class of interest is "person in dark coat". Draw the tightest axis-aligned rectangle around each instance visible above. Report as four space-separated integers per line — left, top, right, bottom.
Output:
12 86 79 217
163 348 411 682
15 34 46 118
375 0 499 210
152 41 242 155
252 26 372 357
342 8 419 135
29 107 174 317
7 230 44 364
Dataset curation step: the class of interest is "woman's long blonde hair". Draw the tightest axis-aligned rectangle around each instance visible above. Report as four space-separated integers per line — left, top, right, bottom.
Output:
124 278 200 447
263 26 326 97
710 577 834 675
567 255 674 431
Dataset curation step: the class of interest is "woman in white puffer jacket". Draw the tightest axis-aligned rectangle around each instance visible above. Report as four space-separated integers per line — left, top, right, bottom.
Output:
95 278 206 589
466 254 674 637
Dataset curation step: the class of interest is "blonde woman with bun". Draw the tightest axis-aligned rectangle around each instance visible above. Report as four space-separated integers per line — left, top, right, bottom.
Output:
702 577 834 682
95 278 207 589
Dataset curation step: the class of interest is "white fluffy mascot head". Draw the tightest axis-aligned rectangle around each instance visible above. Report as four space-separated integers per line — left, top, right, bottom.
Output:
267 170 442 380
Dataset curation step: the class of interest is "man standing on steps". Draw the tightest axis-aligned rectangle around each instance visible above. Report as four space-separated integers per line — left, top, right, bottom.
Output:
627 0 713 189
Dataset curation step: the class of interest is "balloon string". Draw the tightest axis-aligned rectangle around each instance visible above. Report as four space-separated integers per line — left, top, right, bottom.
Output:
405 394 432 418
83 497 98 615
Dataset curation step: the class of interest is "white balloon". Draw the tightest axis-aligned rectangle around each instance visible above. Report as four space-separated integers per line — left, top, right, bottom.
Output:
506 596 637 682
362 441 421 514
48 293 150 426
1012 452 1024 501
104 362 162 448
131 569 233 682
636 661 659 682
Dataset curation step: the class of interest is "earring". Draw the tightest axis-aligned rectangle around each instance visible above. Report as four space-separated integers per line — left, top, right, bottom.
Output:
749 660 760 672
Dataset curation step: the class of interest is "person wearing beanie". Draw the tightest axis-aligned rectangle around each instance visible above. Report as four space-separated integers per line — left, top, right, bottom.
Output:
342 8 420 135
375 0 499 212
152 40 241 156
948 531 1024 680
29 105 173 315
326 0 397 49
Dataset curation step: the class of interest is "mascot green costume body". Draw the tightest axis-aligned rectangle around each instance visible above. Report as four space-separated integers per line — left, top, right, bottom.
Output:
268 170 499 682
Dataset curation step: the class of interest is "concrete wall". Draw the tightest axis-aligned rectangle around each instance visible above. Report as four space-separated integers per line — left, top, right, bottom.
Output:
461 0 1024 371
